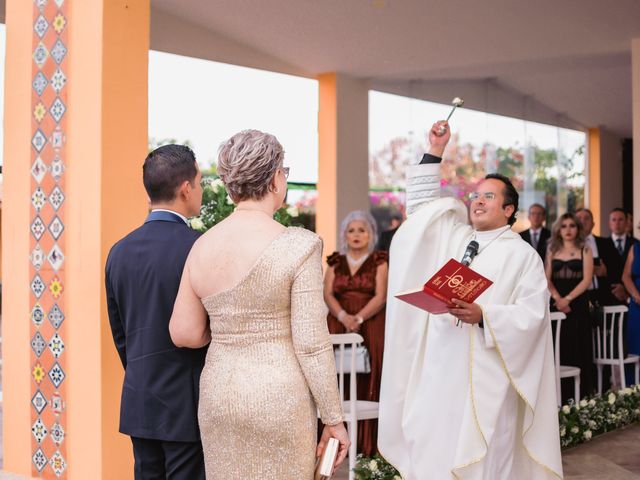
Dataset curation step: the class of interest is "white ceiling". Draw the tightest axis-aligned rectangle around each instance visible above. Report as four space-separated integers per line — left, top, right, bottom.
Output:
151 0 640 137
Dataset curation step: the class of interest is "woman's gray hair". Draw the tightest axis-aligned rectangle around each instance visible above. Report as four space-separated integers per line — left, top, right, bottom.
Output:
339 210 378 254
217 129 284 202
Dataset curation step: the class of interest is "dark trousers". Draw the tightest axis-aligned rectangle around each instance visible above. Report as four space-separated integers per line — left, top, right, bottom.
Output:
131 437 205 480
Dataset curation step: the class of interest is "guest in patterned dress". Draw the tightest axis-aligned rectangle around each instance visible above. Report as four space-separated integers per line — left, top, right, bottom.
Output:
323 210 389 456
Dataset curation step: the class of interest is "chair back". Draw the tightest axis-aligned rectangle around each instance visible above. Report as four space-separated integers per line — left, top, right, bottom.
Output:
331 333 364 414
550 311 566 403
594 305 628 361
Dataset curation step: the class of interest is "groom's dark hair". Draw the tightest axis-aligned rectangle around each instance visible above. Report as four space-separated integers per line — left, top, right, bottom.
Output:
143 144 197 202
485 173 519 226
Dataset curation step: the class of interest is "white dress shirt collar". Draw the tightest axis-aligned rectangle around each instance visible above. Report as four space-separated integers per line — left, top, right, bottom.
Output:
151 208 188 225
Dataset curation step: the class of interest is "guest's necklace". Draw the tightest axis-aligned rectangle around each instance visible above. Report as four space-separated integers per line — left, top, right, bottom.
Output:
346 252 368 270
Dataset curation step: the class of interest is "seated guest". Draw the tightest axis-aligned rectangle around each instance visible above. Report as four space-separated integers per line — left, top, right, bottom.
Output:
376 212 403 252
546 213 594 402
323 210 388 456
520 203 550 262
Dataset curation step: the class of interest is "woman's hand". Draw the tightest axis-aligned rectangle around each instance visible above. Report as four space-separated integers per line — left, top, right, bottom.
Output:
317 422 350 474
555 297 570 311
341 314 361 332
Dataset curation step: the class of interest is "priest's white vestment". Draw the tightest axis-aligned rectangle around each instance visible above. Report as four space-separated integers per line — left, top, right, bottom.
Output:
378 163 563 480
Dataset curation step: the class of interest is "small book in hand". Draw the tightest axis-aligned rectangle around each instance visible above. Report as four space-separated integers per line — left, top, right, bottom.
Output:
395 258 493 314
315 437 339 480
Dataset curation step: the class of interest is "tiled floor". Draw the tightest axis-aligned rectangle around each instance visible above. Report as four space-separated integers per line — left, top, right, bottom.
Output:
0 422 639 478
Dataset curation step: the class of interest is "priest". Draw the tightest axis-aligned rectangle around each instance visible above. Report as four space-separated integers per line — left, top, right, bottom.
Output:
378 121 563 479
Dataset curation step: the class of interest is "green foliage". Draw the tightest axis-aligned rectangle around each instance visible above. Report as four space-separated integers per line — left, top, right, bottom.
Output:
188 177 297 232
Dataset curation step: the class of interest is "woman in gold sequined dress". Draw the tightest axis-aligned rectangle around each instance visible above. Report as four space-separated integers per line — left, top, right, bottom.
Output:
169 130 349 479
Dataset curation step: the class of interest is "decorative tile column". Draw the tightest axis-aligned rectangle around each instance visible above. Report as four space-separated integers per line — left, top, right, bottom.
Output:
3 1 150 478
29 1 69 476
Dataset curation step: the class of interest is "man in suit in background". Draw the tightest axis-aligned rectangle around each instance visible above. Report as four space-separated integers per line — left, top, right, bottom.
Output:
602 208 636 303
377 212 404 252
106 144 206 479
575 208 619 306
520 203 550 262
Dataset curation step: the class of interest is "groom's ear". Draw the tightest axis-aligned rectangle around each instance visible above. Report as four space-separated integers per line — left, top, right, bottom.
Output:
177 180 192 201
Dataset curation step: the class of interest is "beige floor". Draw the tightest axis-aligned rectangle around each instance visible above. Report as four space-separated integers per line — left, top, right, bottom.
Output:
1 424 639 479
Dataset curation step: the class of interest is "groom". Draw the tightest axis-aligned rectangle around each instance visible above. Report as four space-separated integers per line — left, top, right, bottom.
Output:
106 144 207 479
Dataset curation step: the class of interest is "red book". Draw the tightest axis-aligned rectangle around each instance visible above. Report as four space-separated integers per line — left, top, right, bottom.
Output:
395 259 493 314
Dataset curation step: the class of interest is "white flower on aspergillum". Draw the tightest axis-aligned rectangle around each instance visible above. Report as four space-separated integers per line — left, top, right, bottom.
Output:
452 97 464 107
608 392 616 404
210 178 224 193
189 217 204 230
562 405 570 414
368 460 378 471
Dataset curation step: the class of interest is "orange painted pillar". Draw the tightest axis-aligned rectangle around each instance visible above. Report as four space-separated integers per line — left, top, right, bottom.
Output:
2 1 149 478
587 128 601 235
317 73 369 257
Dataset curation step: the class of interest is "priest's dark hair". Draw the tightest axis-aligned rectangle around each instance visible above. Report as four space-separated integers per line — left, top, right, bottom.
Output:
485 173 519 226
143 144 198 203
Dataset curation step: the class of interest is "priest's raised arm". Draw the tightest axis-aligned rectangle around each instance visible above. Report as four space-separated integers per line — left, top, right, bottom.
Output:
378 121 563 480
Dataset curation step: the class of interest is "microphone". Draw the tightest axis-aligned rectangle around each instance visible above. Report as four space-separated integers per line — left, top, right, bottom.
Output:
460 240 479 266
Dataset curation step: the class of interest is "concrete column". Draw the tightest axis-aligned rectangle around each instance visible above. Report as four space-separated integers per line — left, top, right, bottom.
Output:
2 1 150 478
587 127 623 235
633 39 640 234
317 73 369 256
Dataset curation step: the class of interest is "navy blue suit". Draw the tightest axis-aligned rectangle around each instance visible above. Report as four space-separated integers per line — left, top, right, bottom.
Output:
106 211 206 479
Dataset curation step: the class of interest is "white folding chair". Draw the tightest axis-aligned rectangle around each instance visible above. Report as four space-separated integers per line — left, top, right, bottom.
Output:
593 305 640 393
320 333 379 480
550 312 580 405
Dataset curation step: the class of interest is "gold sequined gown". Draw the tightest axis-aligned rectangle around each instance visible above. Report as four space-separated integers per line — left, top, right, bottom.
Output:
199 227 344 479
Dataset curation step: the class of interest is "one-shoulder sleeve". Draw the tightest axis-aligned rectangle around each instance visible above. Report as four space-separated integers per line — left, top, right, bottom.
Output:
373 250 389 266
291 238 343 425
326 251 341 267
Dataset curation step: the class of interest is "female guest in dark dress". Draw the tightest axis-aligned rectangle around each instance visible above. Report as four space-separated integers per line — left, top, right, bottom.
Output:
546 212 594 403
323 210 388 456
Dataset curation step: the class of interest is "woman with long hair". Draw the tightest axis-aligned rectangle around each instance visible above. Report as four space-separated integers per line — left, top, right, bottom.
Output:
323 210 388 456
546 212 594 402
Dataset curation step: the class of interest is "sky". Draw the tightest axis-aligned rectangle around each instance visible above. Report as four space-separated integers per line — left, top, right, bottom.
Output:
148 50 319 183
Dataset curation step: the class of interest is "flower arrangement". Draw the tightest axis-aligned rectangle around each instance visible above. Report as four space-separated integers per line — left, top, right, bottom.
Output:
354 454 401 480
188 177 298 232
558 385 640 448
354 385 640 479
